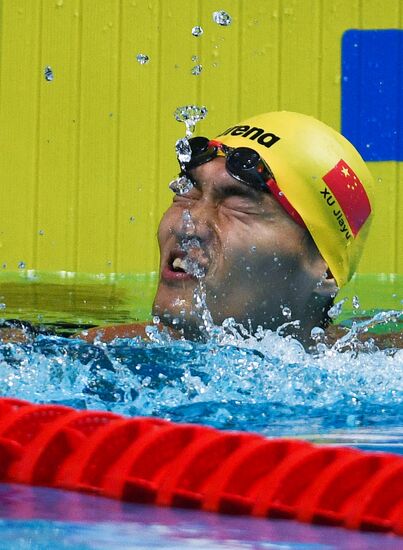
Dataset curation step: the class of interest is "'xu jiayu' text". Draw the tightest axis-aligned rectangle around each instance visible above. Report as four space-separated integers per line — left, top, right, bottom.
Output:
320 187 352 240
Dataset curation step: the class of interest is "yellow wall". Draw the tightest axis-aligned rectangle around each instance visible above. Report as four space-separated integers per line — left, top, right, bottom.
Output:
0 0 401 276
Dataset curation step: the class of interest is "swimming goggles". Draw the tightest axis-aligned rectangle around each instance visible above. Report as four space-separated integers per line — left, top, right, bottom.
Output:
171 136 305 227
177 136 275 192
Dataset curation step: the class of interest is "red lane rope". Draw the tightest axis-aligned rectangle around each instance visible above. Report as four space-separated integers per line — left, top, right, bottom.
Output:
0 398 401 535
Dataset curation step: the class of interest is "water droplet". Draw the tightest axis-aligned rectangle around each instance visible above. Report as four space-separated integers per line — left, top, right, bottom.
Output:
278 191 284 197
282 306 292 319
129 216 136 223
212 10 232 26
310 326 324 341
38 229 44 236
0 303 6 310
191 25 203 37
182 210 195 231
169 175 194 195
377 177 382 183
2 263 6 269
175 137 192 163
136 53 149 65
191 64 202 76
152 315 160 324
328 297 348 319
44 66 54 81
250 245 257 253
191 55 199 62
352 295 360 310
18 261 26 269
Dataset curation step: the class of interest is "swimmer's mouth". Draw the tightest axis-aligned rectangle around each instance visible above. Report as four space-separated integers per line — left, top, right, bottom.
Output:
162 250 207 282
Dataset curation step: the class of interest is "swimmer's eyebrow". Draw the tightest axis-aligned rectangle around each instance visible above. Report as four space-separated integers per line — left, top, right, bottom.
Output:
188 172 265 201
216 183 264 201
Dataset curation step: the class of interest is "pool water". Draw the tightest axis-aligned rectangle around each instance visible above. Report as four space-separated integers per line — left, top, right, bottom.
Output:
0 324 402 446
2 483 402 550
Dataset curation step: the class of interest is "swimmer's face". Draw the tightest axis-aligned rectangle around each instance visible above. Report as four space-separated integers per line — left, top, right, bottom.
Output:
153 158 329 338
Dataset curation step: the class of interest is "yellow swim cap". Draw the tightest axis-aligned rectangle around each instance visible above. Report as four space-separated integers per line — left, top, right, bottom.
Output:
214 111 375 287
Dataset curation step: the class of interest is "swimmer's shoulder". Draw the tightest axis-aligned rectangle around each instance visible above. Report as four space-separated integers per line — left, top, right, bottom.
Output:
75 322 181 343
75 323 150 343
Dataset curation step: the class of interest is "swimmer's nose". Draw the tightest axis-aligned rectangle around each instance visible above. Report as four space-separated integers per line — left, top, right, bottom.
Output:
177 199 216 242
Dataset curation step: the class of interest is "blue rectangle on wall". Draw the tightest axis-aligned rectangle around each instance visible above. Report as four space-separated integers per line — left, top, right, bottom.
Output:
342 29 403 161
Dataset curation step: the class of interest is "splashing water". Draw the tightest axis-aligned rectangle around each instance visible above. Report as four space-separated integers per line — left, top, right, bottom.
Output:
179 244 206 280
328 297 349 319
136 53 149 65
174 105 208 137
175 137 192 163
212 10 232 26
169 174 194 195
173 105 208 186
0 313 401 441
331 309 401 353
174 211 207 280
181 209 196 234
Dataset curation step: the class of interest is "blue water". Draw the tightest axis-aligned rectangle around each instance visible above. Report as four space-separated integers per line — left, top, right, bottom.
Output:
0 321 402 446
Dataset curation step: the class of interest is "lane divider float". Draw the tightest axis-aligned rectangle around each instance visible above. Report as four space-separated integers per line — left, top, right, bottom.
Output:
0 397 401 535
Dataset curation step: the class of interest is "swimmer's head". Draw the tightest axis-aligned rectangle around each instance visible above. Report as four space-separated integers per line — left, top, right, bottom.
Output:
214 111 375 288
153 111 374 341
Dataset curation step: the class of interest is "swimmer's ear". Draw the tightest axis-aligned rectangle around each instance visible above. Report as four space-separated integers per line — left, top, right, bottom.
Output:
314 268 338 298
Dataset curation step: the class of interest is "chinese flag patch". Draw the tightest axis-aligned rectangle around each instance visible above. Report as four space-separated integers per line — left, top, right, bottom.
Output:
322 159 371 236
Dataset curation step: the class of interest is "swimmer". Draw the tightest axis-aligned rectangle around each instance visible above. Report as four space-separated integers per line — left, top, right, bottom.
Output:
1 112 400 348
79 111 400 348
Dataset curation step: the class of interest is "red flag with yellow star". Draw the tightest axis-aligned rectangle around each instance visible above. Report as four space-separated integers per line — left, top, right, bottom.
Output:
322 159 371 236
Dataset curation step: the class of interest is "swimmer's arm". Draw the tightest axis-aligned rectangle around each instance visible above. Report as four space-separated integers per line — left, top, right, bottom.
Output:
74 322 181 343
325 325 403 350
0 320 39 344
75 323 150 343
0 328 30 343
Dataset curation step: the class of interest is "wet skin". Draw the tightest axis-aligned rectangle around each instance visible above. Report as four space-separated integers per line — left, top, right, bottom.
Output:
152 157 331 340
